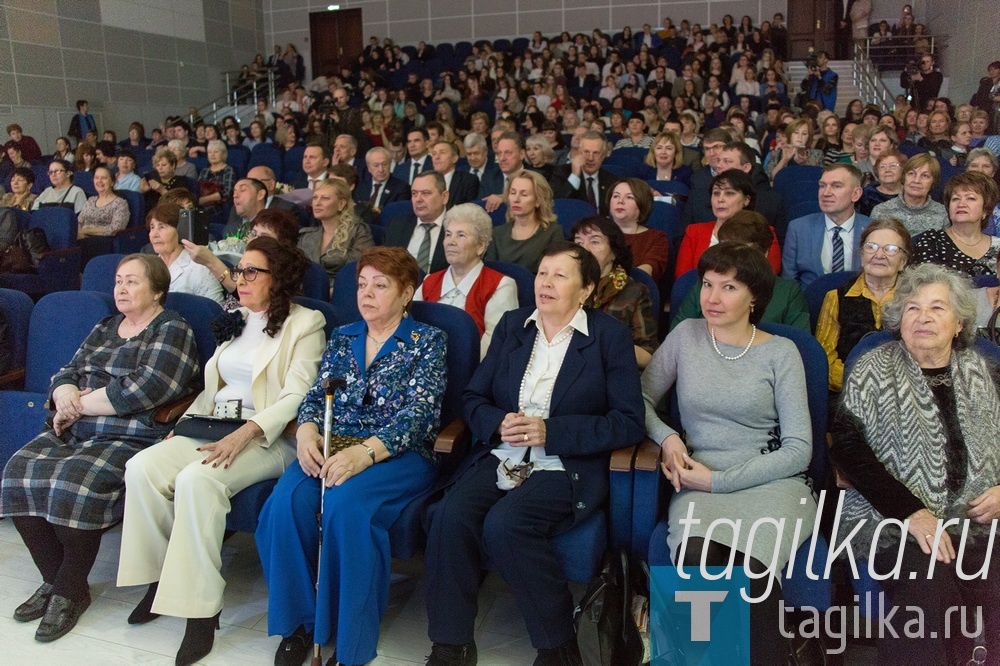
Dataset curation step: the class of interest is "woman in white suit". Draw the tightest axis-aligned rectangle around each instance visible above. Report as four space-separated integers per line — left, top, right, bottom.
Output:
116 237 326 666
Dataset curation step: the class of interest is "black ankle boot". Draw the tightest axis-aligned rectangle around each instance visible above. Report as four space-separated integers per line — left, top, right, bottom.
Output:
175 611 221 666
533 640 582 666
426 642 477 666
127 582 160 625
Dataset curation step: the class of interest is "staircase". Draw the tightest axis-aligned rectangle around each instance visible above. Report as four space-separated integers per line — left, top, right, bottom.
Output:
785 60 862 117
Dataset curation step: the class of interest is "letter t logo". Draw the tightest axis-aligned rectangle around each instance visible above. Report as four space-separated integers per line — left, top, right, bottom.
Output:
675 590 728 641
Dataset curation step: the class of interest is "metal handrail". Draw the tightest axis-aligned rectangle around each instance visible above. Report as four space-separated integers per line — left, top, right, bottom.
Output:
852 41 896 111
187 69 277 127
859 33 948 60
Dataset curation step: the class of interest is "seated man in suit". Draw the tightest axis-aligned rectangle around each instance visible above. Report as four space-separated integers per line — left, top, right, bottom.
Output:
384 171 449 274
682 127 736 226
715 142 788 241
293 141 332 190
458 132 498 183
783 163 872 288
392 128 433 185
220 177 268 239
332 134 367 184
328 163 374 228
568 63 597 99
354 147 410 215
564 130 617 215
479 132 526 212
431 140 479 207
224 164 304 233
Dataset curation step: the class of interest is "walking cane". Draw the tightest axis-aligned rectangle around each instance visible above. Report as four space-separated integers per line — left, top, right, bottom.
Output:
312 377 347 666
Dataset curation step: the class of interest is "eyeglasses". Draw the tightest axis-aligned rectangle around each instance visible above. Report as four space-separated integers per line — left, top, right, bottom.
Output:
878 162 901 170
48 169 66 175
232 266 272 281
862 242 906 256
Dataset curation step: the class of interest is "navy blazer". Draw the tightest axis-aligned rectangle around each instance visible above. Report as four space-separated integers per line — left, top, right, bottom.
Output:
392 155 433 184
354 174 411 207
477 167 508 198
383 213 448 273
782 212 873 288
460 307 645 529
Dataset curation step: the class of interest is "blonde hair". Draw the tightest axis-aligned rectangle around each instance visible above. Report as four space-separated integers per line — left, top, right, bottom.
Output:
504 169 557 229
645 131 683 169
313 179 359 255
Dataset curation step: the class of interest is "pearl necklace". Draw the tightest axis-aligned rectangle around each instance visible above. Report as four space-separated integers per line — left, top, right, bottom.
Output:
518 325 575 415
710 325 756 361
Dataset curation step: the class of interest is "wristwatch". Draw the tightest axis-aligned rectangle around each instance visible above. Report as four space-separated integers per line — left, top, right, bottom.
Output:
218 268 230 283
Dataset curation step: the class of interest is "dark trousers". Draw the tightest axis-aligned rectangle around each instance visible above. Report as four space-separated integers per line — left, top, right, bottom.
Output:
12 515 103 602
875 537 1000 666
425 455 575 650
682 537 787 665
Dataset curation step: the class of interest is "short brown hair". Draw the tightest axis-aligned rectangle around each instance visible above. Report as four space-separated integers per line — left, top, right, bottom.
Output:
717 210 774 253
605 177 654 226
6 124 22 134
250 208 299 244
147 202 181 228
902 153 941 191
159 188 197 209
942 170 999 230
153 147 177 167
697 241 775 325
356 246 421 311
329 163 359 189
117 253 170 306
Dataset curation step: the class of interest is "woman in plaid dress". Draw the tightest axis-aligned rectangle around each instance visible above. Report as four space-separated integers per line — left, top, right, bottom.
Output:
0 253 198 643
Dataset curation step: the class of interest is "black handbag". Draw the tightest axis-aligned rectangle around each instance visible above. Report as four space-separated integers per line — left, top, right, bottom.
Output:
0 228 48 274
174 415 247 440
574 551 645 666
984 306 1000 345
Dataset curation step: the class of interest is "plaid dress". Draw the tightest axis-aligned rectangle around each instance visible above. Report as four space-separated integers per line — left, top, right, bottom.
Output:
0 311 198 530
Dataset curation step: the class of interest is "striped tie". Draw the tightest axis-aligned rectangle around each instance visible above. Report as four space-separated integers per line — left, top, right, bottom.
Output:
831 227 844 272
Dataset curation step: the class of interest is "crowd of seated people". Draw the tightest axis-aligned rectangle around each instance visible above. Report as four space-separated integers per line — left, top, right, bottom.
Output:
2 12 1000 666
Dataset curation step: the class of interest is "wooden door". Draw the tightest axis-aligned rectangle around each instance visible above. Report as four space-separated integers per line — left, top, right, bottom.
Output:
787 1 837 60
309 8 364 78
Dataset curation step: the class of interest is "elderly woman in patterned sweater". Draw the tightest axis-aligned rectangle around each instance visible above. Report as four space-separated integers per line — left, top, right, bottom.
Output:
830 263 1000 666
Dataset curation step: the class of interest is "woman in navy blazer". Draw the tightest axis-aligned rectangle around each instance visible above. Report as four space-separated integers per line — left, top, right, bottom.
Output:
424 241 646 666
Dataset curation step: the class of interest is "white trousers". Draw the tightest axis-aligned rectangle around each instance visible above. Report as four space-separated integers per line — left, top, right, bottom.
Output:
116 434 294 618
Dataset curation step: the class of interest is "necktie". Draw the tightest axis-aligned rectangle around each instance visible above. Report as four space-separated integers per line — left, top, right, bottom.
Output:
586 176 597 208
831 227 845 272
369 182 383 206
412 160 420 184
309 178 318 190
417 222 434 272
472 168 480 179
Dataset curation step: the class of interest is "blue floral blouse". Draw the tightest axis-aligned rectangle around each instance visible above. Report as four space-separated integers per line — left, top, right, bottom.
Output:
297 315 447 462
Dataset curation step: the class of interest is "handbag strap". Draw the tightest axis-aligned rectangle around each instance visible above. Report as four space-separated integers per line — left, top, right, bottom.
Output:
987 305 1000 345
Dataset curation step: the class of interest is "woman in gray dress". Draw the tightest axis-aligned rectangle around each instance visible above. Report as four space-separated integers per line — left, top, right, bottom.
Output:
642 241 815 664
0 254 198 642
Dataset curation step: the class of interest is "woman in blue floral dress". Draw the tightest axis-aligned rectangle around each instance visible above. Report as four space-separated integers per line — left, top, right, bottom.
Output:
256 246 447 666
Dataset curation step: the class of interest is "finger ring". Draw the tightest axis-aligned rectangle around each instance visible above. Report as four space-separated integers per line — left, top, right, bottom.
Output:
925 534 934 540
523 434 528 442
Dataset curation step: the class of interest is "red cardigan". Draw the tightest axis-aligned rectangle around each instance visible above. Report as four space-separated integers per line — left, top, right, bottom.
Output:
674 221 782 278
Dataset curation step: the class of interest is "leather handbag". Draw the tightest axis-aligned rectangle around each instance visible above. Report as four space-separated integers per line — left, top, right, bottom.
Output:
984 306 1000 345
575 551 645 666
174 415 246 440
0 228 48 274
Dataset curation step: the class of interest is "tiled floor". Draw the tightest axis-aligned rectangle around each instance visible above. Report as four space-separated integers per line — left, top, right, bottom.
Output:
0 519 878 665
0 519 541 665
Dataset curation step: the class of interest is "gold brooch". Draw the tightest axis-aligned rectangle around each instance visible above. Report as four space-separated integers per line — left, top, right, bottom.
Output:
411 331 420 343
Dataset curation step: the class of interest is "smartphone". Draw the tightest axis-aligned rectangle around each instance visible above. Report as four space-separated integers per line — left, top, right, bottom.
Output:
177 208 210 246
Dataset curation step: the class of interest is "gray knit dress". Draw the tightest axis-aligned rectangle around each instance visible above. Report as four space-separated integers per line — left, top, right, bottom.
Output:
642 319 816 569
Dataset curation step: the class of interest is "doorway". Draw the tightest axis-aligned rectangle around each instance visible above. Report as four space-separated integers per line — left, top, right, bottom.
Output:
787 1 837 61
309 8 364 79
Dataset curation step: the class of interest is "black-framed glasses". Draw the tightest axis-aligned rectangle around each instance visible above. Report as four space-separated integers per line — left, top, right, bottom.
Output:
862 242 906 257
232 266 272 281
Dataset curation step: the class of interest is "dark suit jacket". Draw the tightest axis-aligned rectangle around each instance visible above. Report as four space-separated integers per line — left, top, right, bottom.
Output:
477 167 509 198
568 75 597 99
458 159 500 187
681 166 784 234
565 167 619 215
392 155 433 184
457 307 645 528
446 170 480 207
354 175 411 208
384 213 448 273
222 195 304 237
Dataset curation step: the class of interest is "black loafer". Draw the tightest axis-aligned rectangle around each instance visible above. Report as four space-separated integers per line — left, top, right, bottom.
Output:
14 582 53 622
274 625 313 666
34 592 91 642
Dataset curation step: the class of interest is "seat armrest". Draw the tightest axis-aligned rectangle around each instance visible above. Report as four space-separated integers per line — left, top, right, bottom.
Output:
634 437 662 472
0 368 26 391
154 395 197 424
610 445 637 472
434 419 470 454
